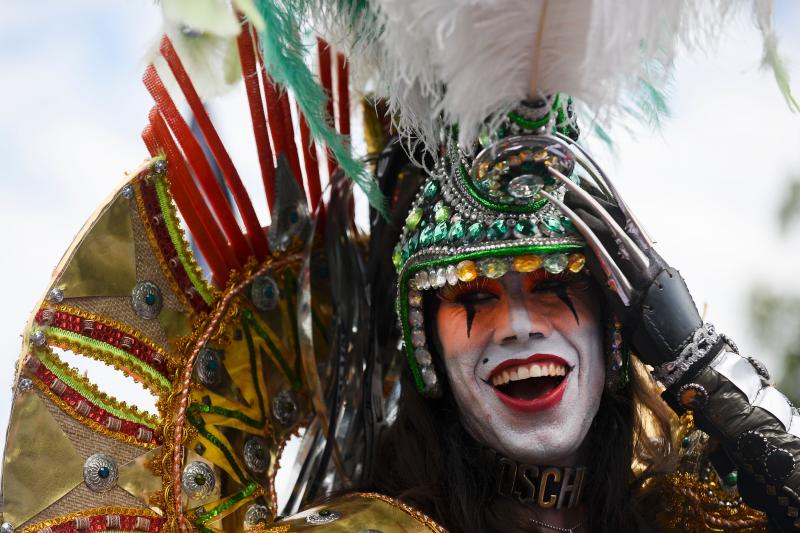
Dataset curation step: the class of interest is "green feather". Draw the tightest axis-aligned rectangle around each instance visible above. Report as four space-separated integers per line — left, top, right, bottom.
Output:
254 0 387 215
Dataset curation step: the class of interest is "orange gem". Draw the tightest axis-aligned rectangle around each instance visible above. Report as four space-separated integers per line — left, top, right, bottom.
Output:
567 253 586 273
456 260 478 282
512 255 542 273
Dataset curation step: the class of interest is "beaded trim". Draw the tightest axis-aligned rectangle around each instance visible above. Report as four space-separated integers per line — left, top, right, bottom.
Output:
26 356 160 447
357 492 448 532
652 323 721 388
42 305 172 377
133 159 214 314
18 507 163 533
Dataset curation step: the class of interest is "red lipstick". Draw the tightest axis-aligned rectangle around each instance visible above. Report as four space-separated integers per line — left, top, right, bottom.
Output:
490 354 570 413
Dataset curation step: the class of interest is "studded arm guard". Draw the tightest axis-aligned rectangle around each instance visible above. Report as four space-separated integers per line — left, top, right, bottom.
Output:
663 343 800 531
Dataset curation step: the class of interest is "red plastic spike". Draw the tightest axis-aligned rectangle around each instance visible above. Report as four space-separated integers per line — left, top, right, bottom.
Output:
236 25 278 215
159 36 269 260
317 38 337 175
336 53 350 136
297 106 322 212
142 118 232 284
143 64 249 268
278 90 305 193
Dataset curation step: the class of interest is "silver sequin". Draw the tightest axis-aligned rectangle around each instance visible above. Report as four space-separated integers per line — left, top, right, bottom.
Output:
243 504 271 527
272 390 298 426
182 461 216 499
243 436 269 473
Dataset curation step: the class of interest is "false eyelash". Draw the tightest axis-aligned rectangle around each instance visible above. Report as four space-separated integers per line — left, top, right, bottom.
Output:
437 277 499 302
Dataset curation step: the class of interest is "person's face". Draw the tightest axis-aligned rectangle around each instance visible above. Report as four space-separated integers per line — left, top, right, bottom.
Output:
435 268 604 465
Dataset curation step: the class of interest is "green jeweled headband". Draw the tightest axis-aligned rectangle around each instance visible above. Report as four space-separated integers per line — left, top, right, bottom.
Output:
394 97 591 397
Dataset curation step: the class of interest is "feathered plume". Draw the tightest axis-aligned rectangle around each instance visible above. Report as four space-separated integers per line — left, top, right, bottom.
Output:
329 0 796 147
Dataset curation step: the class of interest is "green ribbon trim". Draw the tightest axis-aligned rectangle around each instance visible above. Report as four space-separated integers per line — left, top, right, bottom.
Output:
458 164 549 214
195 481 259 527
399 244 583 392
36 348 159 428
507 110 551 130
47 327 171 391
242 309 302 391
154 176 214 306
188 403 264 429
187 410 248 484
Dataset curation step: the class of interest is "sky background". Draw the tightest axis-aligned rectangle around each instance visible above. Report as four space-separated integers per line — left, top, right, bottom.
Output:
1 0 799 489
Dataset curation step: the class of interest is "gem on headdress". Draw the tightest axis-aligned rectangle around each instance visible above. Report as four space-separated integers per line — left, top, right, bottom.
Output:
131 281 163 320
195 348 223 386
409 309 424 328
405 207 423 230
411 329 426 348
306 510 342 525
423 180 440 202
433 222 449 245
478 258 508 279
512 255 542 273
1 522 13 533
456 261 478 282
421 365 438 389
153 159 167 174
408 290 423 307
446 264 458 286
415 348 432 366
448 220 466 243
243 436 269 473
434 203 451 223
392 245 403 270
30 330 46 347
272 389 298 426
121 184 134 200
244 504 271 528
83 453 118 493
465 222 484 243
428 269 439 289
435 267 448 287
567 253 586 273
561 217 576 233
414 271 430 290
251 275 280 311
486 219 510 241
407 232 420 255
543 254 569 274
508 175 544 200
419 225 434 248
542 216 565 236
513 219 538 239
48 287 64 303
17 377 32 393
182 461 216 499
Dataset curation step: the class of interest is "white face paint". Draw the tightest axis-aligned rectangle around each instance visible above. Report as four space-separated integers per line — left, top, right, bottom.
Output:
434 269 604 465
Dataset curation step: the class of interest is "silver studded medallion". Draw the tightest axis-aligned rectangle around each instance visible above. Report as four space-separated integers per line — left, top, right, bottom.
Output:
182 461 216 499
272 390 298 426
243 504 271 527
131 281 163 320
243 436 269 473
251 275 280 311
305 510 341 524
195 348 223 386
83 453 118 492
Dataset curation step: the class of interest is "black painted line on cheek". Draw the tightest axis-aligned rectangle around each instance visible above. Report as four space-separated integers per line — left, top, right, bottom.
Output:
465 302 477 338
554 285 580 325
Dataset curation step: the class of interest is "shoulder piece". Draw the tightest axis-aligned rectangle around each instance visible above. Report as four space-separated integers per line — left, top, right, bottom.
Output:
248 493 446 533
653 413 768 532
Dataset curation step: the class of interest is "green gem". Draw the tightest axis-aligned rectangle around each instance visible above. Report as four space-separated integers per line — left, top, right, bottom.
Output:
401 245 410 262
543 216 564 234
419 225 434 247
543 253 568 274
513 219 537 238
723 471 738 486
405 207 423 230
433 222 449 244
681 436 690 448
465 222 484 243
407 233 419 254
434 204 451 223
423 180 440 201
478 258 508 279
392 245 402 270
486 219 510 241
144 293 157 306
449 220 466 242
561 217 575 232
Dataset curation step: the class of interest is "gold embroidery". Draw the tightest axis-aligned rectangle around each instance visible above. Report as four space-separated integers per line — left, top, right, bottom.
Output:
357 492 448 532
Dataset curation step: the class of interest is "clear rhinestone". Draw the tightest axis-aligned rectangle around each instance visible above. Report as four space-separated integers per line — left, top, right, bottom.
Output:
411 329 426 348
153 159 167 174
415 348 432 366
17 378 32 393
1 523 13 533
415 271 430 290
445 265 458 286
543 254 569 274
121 185 134 199
48 288 64 303
420 365 438 388
409 309 424 328
508 175 544 199
435 268 447 288
30 330 46 347
428 269 438 288
408 290 423 307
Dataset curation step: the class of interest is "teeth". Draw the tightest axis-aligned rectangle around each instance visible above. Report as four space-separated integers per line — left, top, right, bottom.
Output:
492 361 568 385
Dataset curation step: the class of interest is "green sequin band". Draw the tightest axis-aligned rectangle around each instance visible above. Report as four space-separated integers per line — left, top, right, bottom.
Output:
195 481 259 527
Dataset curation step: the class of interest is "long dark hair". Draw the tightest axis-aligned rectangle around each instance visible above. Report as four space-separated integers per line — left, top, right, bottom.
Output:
361 139 677 531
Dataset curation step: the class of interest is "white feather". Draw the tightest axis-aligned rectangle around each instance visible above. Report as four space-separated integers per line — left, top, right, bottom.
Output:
331 0 789 147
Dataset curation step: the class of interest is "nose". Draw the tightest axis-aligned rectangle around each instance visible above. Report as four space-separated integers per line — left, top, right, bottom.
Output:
493 293 551 345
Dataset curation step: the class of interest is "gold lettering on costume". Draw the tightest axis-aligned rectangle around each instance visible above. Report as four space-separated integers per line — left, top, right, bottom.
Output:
537 467 561 508
556 467 586 509
497 457 517 497
516 464 539 503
